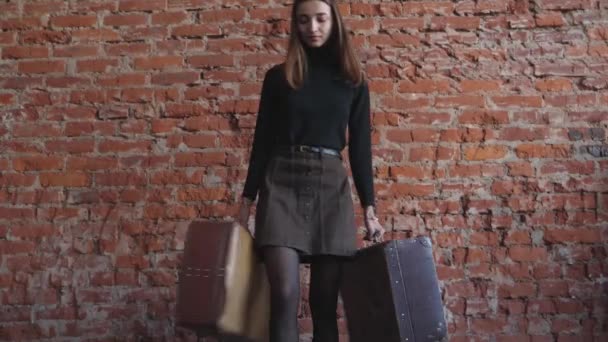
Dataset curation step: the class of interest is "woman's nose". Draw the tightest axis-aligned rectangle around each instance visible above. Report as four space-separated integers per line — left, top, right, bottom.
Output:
309 20 318 32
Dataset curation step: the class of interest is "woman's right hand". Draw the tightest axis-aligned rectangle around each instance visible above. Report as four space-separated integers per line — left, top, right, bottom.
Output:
363 205 385 243
237 197 254 236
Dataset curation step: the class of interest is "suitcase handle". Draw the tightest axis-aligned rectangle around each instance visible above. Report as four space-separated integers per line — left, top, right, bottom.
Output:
415 236 432 248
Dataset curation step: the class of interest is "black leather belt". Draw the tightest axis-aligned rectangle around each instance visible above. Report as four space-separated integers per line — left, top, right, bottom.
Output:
277 145 341 158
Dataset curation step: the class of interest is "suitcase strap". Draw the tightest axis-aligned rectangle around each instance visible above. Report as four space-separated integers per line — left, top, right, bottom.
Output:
179 267 226 277
387 241 416 340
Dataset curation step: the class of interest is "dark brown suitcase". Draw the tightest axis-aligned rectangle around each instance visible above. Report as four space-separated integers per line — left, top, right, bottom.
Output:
340 237 447 342
176 221 270 342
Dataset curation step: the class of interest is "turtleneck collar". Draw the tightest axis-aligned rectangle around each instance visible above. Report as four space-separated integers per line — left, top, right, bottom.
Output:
304 40 339 68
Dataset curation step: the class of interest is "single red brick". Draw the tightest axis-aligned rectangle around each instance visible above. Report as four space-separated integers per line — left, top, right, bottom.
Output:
164 103 207 117
515 144 571 158
13 156 63 171
96 172 146 186
536 78 572 91
67 157 118 170
76 59 119 72
464 145 508 160
40 172 91 187
18 60 65 74
53 45 99 57
118 0 166 11
509 246 548 262
105 42 151 56
133 56 183 70
431 16 481 30
0 240 35 254
151 11 188 25
0 93 14 106
97 73 146 87
188 54 235 68
50 15 97 28
23 1 67 15
200 8 246 22
2 46 49 59
171 24 220 37
46 140 95 154
492 95 543 107
459 110 508 124
151 71 199 85
104 14 147 26
398 79 450 93
71 28 121 42
0 17 42 30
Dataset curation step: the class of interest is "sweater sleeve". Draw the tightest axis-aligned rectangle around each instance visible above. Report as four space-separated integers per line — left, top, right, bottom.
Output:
242 67 277 201
348 80 375 208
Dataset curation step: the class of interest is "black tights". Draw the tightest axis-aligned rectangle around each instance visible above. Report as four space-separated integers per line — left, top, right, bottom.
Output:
309 254 343 342
262 247 343 342
263 247 300 342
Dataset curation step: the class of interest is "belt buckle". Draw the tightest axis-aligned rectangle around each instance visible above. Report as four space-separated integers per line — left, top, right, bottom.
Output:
307 146 321 155
295 145 307 153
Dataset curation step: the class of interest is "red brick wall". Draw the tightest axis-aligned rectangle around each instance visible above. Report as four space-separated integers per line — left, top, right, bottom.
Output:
1 0 607 341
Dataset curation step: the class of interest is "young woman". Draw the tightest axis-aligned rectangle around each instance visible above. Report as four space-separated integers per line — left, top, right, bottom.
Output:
237 1 384 341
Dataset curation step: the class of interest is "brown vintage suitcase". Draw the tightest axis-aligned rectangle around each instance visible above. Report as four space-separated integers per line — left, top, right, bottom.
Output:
340 237 447 342
176 221 270 342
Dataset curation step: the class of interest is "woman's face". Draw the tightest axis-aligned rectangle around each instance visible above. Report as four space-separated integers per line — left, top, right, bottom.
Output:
296 0 333 48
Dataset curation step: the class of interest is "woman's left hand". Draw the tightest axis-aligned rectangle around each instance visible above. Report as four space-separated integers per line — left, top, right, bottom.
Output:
363 206 385 243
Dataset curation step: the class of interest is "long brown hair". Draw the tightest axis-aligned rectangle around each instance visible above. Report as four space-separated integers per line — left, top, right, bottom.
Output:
284 0 364 89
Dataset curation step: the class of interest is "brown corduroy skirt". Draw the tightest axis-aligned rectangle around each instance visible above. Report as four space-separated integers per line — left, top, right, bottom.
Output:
254 148 357 262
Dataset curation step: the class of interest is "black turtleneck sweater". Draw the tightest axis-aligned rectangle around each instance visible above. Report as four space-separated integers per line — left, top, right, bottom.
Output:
242 44 374 208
